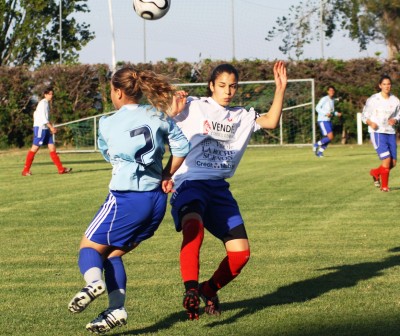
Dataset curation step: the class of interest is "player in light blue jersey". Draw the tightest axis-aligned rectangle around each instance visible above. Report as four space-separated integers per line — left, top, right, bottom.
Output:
68 66 189 334
313 86 342 157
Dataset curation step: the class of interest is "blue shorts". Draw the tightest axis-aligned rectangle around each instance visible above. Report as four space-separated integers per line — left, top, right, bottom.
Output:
85 188 167 248
371 132 397 160
318 121 333 136
33 127 54 146
170 179 244 239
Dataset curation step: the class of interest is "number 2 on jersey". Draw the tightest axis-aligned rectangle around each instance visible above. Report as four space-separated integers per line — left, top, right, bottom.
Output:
130 125 155 166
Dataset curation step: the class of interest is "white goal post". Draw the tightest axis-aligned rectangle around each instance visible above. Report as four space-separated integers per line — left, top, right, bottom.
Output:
54 79 315 152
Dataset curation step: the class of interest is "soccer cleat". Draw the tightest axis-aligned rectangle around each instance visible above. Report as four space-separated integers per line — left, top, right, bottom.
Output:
199 282 221 316
316 151 324 158
59 167 72 174
369 169 380 188
21 170 32 176
183 288 200 320
86 307 127 334
68 281 106 313
381 187 390 192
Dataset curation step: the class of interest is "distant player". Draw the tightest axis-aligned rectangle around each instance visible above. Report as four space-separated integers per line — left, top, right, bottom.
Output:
170 61 287 320
362 74 400 192
21 87 72 175
67 67 189 333
313 85 342 157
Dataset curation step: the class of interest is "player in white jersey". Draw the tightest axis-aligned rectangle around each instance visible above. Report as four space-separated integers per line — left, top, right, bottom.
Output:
313 85 342 157
362 74 400 192
21 87 72 175
170 61 287 320
68 67 189 333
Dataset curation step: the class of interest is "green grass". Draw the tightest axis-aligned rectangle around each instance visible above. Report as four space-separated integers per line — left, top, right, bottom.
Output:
1 145 400 336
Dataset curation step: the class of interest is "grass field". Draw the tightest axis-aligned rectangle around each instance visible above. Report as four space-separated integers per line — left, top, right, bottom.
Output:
1 145 400 336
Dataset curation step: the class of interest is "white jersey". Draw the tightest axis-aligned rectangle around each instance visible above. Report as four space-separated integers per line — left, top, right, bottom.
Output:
362 92 400 134
33 98 50 129
172 97 260 190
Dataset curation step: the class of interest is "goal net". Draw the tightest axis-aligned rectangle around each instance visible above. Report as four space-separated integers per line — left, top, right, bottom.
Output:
54 79 315 152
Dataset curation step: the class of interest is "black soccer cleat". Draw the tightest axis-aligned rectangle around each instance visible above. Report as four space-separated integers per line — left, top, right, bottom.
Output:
199 282 221 316
183 288 200 320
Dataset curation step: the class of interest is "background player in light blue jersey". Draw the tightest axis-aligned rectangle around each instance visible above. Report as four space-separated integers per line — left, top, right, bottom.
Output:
68 67 189 334
313 85 342 157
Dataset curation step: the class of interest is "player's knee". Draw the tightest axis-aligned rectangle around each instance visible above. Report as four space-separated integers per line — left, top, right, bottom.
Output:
178 201 203 225
180 202 204 242
228 249 251 276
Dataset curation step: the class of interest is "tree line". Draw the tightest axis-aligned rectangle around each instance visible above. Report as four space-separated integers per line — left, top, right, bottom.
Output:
1 58 399 149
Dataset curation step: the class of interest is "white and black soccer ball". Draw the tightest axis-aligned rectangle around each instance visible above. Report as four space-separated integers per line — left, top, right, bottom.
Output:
133 0 171 20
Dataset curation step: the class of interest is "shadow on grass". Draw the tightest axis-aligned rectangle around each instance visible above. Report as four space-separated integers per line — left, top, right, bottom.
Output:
117 248 400 335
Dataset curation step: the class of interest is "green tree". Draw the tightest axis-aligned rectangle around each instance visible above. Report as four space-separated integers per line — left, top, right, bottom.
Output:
266 0 400 60
0 0 94 66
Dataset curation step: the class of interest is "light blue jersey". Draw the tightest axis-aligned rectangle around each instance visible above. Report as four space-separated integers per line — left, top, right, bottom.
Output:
98 104 189 191
316 95 337 121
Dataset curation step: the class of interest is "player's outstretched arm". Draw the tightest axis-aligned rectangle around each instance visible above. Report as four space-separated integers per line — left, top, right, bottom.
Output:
167 90 188 117
256 61 287 129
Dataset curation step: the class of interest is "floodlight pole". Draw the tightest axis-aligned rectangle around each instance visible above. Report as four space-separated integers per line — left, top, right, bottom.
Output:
320 0 325 59
143 20 147 63
59 0 62 64
231 0 236 60
108 0 116 73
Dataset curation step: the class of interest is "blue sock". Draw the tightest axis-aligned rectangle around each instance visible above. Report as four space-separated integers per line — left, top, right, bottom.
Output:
104 256 127 292
78 247 104 284
104 257 127 308
320 137 331 146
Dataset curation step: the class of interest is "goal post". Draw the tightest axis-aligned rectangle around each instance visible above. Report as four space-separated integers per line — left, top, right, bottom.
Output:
54 79 315 152
179 79 316 146
54 111 115 153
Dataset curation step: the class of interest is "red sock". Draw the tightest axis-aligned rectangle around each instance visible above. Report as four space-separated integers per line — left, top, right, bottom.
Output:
380 166 390 189
180 218 204 283
50 151 64 171
23 151 36 172
370 167 380 178
208 250 250 294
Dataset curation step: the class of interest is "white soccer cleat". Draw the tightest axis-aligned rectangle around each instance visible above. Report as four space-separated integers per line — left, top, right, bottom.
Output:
68 281 106 313
86 307 127 334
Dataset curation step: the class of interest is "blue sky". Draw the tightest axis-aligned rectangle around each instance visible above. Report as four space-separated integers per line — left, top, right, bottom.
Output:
77 0 387 66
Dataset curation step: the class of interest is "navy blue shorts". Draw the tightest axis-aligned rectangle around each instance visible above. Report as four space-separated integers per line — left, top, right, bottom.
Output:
85 188 167 248
33 127 54 146
318 121 333 136
371 132 397 160
170 179 244 239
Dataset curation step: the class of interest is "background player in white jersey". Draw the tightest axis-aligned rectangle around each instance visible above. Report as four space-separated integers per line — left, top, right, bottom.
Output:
170 61 287 320
21 87 72 175
362 74 400 192
68 67 189 333
313 85 342 157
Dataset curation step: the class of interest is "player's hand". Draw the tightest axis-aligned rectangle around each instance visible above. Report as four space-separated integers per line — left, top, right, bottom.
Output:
273 61 287 92
369 121 378 130
388 118 397 126
168 90 188 117
161 178 175 193
337 112 342 117
50 126 57 134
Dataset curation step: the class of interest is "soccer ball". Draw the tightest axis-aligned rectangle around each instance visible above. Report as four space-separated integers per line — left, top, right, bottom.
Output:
133 0 171 20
